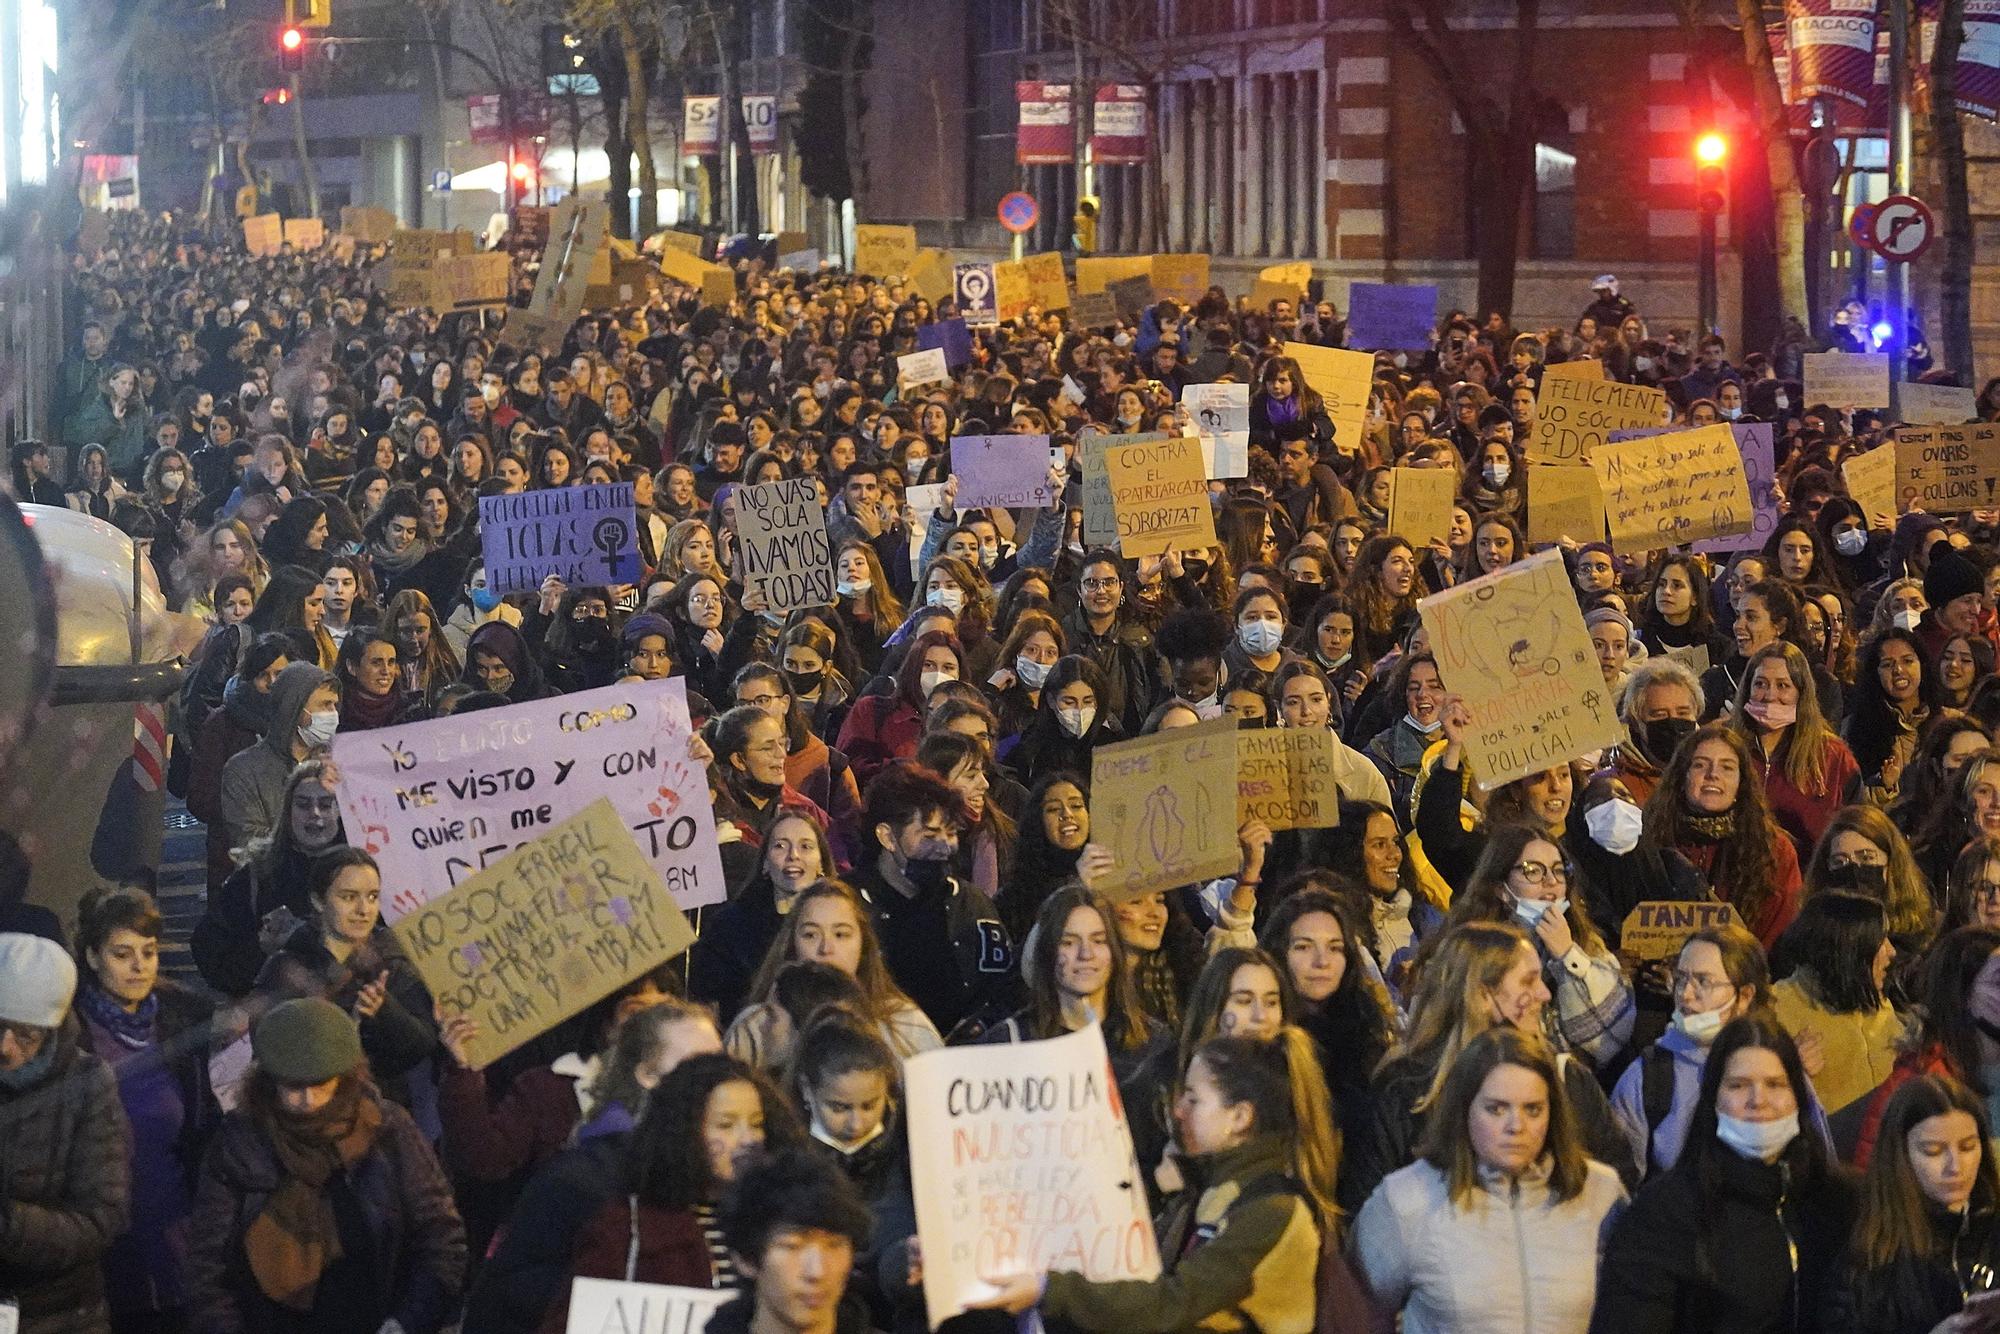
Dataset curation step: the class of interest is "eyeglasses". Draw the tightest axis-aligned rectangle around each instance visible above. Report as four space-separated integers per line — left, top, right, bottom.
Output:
1510 861 1570 885
1672 971 1734 999
738 693 786 710
1081 577 1121 592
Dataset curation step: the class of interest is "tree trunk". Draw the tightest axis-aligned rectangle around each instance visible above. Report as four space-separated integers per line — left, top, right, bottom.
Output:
288 75 320 218
1469 134 1531 319
1736 0 1809 326
841 10 870 205
615 12 657 236
1932 0 1974 383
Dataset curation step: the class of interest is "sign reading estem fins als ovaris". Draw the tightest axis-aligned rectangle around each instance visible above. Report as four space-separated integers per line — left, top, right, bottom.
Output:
733 477 834 614
479 484 640 595
391 799 696 1070
1419 549 1623 790
905 1024 1160 1328
330 676 726 921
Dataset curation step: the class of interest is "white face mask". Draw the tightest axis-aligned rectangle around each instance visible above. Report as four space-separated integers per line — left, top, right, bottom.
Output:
1775 392 1790 412
1634 356 1654 373
1715 1110 1800 1163
1484 462 1512 488
1057 705 1096 738
298 710 339 748
1512 895 1569 928
1188 691 1223 720
928 585 964 613
1015 656 1052 689
1406 713 1443 735
1893 608 1922 631
1672 1006 1727 1044
1834 527 1867 556
1720 406 1742 421
1238 620 1284 656
836 577 873 597
810 1110 886 1154
1584 798 1645 854
919 669 956 696
160 470 185 493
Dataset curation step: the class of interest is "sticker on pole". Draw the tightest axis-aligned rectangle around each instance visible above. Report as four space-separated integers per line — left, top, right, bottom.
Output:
1848 201 1878 252
1868 194 1935 262
997 191 1040 235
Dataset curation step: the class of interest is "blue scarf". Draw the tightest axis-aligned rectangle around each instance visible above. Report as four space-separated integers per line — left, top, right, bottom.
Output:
77 981 159 1050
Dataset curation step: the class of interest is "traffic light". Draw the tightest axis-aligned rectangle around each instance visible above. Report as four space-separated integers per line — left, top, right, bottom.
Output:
279 25 304 72
509 158 534 206
260 87 292 104
1694 132 1728 216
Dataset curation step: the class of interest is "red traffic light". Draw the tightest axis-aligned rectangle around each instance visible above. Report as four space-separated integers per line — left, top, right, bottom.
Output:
510 161 532 182
281 26 303 48
1694 132 1728 165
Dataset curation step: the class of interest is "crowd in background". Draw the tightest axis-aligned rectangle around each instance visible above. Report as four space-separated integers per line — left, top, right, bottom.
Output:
6 208 2000 1333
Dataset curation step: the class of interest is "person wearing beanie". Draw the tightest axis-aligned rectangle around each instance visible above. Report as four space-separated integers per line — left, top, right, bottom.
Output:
187 996 466 1334
1919 544 1991 661
621 611 677 682
1586 605 1647 696
0 930 132 1334
216 661 338 856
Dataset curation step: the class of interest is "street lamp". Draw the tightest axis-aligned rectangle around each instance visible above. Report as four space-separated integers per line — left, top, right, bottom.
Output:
1694 131 1728 337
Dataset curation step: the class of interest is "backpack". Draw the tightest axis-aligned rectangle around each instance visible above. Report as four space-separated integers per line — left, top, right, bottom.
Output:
1638 1042 1677 1172
1226 1175 1394 1334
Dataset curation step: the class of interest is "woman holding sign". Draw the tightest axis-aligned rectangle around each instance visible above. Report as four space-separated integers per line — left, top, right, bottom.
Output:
969 1032 1333 1334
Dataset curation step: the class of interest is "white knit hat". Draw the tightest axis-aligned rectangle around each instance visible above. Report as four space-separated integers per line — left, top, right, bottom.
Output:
0 933 77 1028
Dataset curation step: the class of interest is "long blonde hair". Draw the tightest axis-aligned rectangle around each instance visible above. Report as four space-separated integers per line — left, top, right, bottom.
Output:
1392 921 1537 1114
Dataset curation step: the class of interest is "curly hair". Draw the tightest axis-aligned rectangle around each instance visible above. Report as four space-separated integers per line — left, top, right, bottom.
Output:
625 1052 804 1208
1644 723 1785 934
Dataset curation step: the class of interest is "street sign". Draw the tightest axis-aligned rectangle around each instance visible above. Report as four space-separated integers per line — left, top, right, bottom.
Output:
997 191 1039 235
1868 194 1936 262
1848 201 1878 253
432 169 452 192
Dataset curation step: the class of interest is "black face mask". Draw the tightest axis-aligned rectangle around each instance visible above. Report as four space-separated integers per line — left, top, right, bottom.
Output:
739 772 784 800
1640 717 1698 766
785 668 825 696
1821 862 1888 895
571 618 616 653
903 855 951 895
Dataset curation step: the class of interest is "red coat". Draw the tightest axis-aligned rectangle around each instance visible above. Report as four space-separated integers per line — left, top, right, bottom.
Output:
834 694 923 789
537 1199 718 1333
436 1062 581 1184
1852 1043 1958 1169
1673 824 1803 949
1749 732 1862 853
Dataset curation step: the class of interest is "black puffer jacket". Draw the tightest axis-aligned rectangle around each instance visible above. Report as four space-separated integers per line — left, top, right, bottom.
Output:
1824 1202 2000 1334
0 1025 132 1334
1591 1137 1858 1334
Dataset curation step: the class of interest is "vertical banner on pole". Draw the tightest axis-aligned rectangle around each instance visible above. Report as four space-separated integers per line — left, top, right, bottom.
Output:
1786 0 1878 115
683 96 721 156
1091 85 1148 165
1016 82 1074 165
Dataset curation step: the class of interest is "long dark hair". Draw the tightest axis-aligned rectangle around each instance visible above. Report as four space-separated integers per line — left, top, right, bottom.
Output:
1257 889 1395 1082
1643 723 1785 933
1851 1075 1999 1306
1913 926 2000 1095
625 1052 803 1208
1844 629 1940 778
1021 885 1154 1052
1773 891 1888 1014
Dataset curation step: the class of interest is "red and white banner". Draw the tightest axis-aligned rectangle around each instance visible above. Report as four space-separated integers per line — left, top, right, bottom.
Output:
1092 84 1147 164
1016 82 1073 164
1785 0 1876 113
683 95 721 155
1920 0 2000 121
741 95 778 153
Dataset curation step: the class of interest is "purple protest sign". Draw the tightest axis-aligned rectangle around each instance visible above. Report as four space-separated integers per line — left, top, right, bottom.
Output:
917 317 974 369
1607 423 1776 554
1345 282 1439 351
951 434 1055 509
330 676 725 920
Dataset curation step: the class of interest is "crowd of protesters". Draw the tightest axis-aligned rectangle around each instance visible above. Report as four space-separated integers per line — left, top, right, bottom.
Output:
10 207 2000 1334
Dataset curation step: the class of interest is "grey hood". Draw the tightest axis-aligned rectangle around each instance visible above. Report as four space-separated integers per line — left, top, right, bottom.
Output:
262 661 334 757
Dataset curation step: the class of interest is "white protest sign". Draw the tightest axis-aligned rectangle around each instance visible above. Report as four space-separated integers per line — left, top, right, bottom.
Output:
1805 351 1891 409
331 676 726 919
565 1278 730 1334
1901 381 1979 425
898 347 950 392
1182 382 1249 478
906 1024 1159 1328
735 477 835 614
209 1035 253 1112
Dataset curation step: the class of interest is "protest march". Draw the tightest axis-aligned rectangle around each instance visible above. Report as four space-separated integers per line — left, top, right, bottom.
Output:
15 204 2000 1334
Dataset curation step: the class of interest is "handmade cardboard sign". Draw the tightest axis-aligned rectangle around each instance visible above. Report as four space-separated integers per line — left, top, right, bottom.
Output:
993 260 1033 321
1103 433 1217 558
1804 351 1890 409
1237 728 1339 830
909 247 955 304
734 477 835 614
1418 549 1623 789
854 223 918 277
1589 423 1754 551
1843 444 1899 521
282 217 325 249
1023 252 1069 310
479 484 639 594
391 800 695 1069
331 677 726 917
1079 431 1168 550
1073 255 1151 294
339 205 397 243
1089 716 1239 898
242 213 283 257
905 1025 1160 1328
1387 467 1456 549
564 1279 728 1334
1283 342 1374 452
1530 376 1668 463
898 347 950 393
1619 900 1741 961
1070 289 1117 328
1900 381 1978 425
1526 465 1606 547
1150 253 1210 305
1893 423 2000 511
